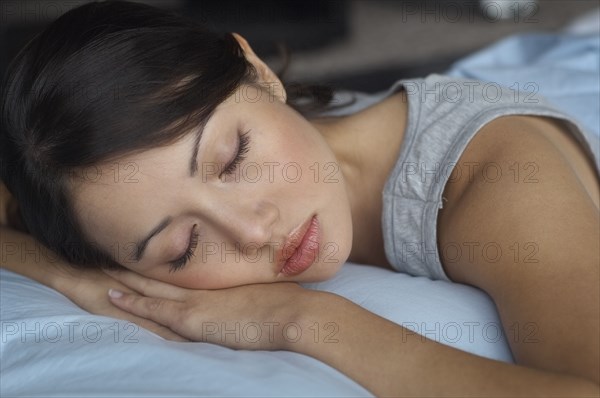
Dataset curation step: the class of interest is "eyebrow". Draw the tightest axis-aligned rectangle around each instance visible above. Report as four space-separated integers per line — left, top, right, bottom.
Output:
189 115 213 177
134 216 173 262
134 118 209 262
189 120 205 177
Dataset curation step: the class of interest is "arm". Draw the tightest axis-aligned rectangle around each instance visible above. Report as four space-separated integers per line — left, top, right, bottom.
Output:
291 291 599 397
437 127 599 386
1 180 61 286
1 225 66 288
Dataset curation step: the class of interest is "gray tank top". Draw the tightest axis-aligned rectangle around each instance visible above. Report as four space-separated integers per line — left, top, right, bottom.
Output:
317 74 600 281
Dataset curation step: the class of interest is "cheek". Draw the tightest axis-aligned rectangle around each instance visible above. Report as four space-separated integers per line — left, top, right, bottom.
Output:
163 273 208 289
285 130 325 162
265 112 327 160
145 265 243 290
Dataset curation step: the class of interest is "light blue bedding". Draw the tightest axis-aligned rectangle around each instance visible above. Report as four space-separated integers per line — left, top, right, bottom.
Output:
445 14 600 139
1 264 512 397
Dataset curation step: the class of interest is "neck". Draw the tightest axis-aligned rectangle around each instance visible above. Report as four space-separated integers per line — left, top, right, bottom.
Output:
308 89 408 268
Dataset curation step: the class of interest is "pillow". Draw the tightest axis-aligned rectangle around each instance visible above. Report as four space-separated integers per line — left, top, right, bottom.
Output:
1 263 512 397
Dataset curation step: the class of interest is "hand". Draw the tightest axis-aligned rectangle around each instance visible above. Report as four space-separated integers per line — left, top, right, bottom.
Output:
52 266 189 342
104 268 311 350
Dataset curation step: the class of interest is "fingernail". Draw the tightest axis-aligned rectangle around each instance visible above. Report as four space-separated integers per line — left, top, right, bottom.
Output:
108 289 123 299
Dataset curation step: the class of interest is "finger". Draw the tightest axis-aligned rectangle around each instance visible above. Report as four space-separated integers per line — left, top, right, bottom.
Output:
108 289 184 331
103 269 187 301
110 309 189 342
103 301 190 342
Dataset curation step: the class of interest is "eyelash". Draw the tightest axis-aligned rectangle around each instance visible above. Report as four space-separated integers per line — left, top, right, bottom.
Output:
169 224 200 273
221 129 251 176
169 130 250 272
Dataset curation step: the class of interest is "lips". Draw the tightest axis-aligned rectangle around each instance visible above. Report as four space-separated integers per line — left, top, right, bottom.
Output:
277 215 320 277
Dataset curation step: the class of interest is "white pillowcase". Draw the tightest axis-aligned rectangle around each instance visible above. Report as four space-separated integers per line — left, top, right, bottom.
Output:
0 263 512 397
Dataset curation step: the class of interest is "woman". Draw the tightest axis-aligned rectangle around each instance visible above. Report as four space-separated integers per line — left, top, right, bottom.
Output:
1 1 598 396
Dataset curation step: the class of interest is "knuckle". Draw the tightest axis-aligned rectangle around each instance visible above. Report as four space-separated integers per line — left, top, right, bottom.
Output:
145 298 163 312
174 306 190 325
139 278 151 294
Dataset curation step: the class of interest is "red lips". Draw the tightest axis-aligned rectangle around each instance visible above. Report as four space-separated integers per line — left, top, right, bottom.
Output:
277 215 320 277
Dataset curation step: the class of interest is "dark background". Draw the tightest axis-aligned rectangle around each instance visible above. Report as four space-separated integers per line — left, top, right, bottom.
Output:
1 0 598 93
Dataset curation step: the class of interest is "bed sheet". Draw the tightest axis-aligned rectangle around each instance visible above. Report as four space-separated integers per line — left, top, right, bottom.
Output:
445 8 600 139
1 264 512 397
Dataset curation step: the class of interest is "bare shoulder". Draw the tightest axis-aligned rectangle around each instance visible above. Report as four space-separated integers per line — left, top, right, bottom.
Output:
437 118 599 383
439 117 599 283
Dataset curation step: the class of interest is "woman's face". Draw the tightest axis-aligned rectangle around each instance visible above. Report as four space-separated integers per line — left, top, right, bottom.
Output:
72 83 353 289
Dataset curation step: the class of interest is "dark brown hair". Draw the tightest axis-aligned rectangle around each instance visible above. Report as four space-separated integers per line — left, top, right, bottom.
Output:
0 0 353 269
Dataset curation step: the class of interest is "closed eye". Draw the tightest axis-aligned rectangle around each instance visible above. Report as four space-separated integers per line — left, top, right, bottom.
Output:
220 129 251 177
168 224 200 273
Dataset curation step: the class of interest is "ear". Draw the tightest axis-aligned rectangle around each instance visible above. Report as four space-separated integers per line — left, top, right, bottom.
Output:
231 32 287 104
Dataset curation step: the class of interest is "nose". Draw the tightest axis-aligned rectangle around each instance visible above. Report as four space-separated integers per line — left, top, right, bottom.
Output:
212 198 280 248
